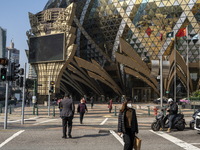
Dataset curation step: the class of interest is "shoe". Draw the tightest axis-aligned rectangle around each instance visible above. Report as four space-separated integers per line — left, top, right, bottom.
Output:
167 128 171 133
62 136 67 139
160 128 163 131
68 135 72 138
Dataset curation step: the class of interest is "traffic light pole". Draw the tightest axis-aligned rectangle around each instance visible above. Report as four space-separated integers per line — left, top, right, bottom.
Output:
4 50 10 129
21 63 26 124
48 79 51 116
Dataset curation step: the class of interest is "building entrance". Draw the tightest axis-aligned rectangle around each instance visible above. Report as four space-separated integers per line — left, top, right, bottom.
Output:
132 87 152 102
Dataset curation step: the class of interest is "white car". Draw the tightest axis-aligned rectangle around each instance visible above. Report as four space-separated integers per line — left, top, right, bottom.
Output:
194 112 200 132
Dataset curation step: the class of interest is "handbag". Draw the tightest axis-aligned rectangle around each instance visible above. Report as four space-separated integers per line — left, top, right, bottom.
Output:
134 136 141 150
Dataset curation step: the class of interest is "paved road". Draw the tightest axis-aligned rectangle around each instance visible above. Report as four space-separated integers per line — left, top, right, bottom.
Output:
0 104 199 150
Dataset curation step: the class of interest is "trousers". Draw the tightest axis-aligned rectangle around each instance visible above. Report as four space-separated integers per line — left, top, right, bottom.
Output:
62 116 73 136
168 114 176 129
79 112 85 123
123 128 135 150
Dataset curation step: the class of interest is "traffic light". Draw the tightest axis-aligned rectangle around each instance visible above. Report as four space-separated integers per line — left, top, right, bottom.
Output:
11 63 20 81
19 68 24 75
50 81 55 85
16 77 24 87
49 85 54 93
1 68 7 81
19 77 23 87
0 58 8 66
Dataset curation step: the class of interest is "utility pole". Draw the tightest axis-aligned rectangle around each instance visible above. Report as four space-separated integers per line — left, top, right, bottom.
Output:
48 78 51 116
4 50 10 129
160 53 163 108
21 63 26 124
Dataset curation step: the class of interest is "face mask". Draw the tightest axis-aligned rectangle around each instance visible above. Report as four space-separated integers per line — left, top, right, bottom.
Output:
127 103 132 108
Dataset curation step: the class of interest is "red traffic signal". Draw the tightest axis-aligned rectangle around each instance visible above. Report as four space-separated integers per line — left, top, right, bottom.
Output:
0 58 8 66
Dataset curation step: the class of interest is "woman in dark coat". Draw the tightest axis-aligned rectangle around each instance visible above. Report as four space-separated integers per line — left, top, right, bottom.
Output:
77 98 88 124
118 100 138 150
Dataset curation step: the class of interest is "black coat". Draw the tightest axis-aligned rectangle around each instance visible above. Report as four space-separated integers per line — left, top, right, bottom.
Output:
118 108 138 134
168 102 178 115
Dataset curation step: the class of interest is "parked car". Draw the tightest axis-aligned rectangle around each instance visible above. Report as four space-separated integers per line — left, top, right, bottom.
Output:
153 97 168 104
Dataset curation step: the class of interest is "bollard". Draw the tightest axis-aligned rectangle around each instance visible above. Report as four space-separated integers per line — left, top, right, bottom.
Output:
114 106 117 116
147 106 150 116
153 107 158 116
33 104 35 115
178 105 182 113
53 105 55 117
0 104 2 113
36 106 39 116
9 105 12 114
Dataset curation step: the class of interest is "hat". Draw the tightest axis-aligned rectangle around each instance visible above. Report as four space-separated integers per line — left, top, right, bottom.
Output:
168 98 173 103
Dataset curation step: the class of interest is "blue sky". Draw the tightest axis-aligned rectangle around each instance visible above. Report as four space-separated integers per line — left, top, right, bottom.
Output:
0 0 48 68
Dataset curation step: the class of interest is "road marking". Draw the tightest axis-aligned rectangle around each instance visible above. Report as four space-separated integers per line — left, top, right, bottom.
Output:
8 117 39 123
0 130 25 148
100 118 108 125
190 143 200 145
33 119 58 125
150 130 200 150
110 130 124 146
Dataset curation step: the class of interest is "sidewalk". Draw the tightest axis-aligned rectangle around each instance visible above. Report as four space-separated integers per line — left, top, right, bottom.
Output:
0 103 194 130
0 103 195 120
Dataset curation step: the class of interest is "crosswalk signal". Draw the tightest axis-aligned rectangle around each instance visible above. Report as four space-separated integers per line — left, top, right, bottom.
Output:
1 68 7 81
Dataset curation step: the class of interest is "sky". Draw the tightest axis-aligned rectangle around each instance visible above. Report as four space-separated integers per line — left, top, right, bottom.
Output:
0 0 48 68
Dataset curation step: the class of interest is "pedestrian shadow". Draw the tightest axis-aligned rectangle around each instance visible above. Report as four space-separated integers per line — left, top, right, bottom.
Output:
72 133 110 139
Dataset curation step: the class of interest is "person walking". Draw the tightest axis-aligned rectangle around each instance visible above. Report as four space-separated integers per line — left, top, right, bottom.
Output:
108 99 113 113
77 98 88 124
118 99 138 150
90 96 94 109
57 95 63 112
166 98 178 133
60 93 75 139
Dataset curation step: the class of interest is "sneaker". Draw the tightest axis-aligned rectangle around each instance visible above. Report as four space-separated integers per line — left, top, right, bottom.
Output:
160 128 163 131
167 128 171 133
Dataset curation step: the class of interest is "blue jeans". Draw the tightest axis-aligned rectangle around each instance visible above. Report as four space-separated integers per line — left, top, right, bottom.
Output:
168 114 176 129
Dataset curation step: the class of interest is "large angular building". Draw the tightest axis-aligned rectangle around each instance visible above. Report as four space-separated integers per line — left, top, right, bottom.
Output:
27 0 200 103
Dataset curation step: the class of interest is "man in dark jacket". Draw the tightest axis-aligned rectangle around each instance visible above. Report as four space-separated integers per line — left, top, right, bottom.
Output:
118 100 138 150
166 98 178 133
60 93 75 139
